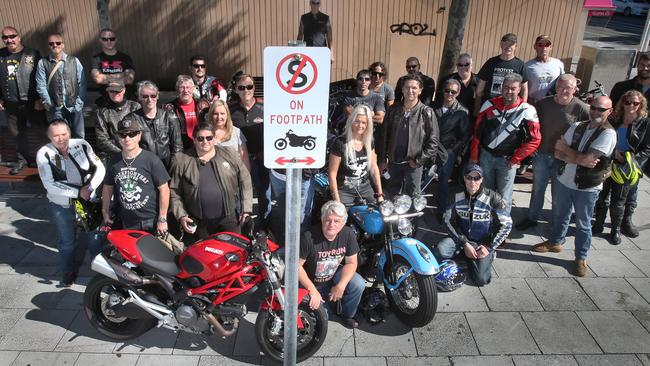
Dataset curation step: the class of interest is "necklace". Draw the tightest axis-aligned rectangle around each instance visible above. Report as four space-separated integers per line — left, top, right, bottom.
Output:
122 149 141 168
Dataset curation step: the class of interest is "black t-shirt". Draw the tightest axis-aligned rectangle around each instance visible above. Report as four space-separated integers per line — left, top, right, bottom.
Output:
231 102 264 155
5 50 22 102
393 111 411 162
330 136 373 187
301 12 330 47
91 51 135 96
105 150 170 228
198 161 225 219
300 226 359 283
477 56 526 100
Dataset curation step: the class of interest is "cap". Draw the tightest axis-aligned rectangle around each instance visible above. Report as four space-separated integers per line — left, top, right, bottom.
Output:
501 33 517 43
106 80 125 92
535 35 552 44
117 119 141 133
464 163 483 177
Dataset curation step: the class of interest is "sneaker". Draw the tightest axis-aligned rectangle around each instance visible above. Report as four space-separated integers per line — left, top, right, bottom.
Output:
341 316 359 329
61 272 75 287
515 218 538 231
532 241 562 253
574 259 588 277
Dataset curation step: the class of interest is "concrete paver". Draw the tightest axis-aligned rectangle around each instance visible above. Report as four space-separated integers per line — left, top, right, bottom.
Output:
0 351 19 366
577 311 650 353
511 355 579 366
436 285 489 313
577 278 650 311
73 353 139 366
520 311 601 354
385 356 450 365
354 314 417 356
479 278 543 311
135 354 201 366
450 355 514 365
586 251 646 278
574 354 645 365
465 312 539 355
10 351 79 366
0 309 76 351
412 313 478 356
525 278 597 311
323 357 388 366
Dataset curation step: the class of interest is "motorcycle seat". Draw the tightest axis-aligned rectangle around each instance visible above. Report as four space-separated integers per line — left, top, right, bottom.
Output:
136 235 181 277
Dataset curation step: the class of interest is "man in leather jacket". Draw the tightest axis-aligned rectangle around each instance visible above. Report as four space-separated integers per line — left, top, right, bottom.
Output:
434 164 512 286
37 119 105 287
0 26 43 174
121 80 182 170
94 80 140 162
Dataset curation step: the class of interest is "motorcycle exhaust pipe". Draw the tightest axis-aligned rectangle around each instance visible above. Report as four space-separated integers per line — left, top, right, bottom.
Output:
91 255 155 286
206 313 239 337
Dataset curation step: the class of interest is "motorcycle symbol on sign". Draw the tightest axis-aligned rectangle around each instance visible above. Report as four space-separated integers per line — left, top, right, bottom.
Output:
274 129 316 151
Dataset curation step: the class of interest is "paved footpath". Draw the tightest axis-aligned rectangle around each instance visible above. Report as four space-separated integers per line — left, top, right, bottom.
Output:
1 177 650 366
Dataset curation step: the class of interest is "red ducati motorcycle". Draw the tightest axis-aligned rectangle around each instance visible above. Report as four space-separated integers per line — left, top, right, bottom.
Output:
83 227 327 362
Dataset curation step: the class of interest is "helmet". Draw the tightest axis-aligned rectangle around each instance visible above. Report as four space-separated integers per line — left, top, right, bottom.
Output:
358 287 390 325
72 198 102 232
611 151 642 186
434 259 465 292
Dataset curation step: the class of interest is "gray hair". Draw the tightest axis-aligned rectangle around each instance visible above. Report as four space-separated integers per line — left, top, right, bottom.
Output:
458 53 472 62
175 74 195 90
444 78 462 90
503 73 523 84
556 73 578 87
137 80 159 97
321 200 348 221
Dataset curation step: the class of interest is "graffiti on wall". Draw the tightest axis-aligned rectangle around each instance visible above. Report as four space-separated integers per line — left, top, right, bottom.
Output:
389 23 436 36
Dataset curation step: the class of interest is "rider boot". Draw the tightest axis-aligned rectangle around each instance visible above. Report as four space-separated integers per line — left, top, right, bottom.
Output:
621 204 639 238
592 205 607 235
608 206 623 246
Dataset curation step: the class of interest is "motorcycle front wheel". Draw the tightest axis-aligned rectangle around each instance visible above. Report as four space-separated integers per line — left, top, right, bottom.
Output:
83 274 157 340
255 296 328 363
386 257 437 328
304 139 316 150
275 138 288 150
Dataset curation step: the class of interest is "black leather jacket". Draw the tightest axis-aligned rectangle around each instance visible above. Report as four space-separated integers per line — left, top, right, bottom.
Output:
380 101 440 167
0 46 40 102
122 108 183 169
94 100 141 159
613 116 650 168
433 100 471 155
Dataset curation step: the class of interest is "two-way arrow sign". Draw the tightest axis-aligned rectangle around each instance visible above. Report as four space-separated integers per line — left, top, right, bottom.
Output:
274 156 316 166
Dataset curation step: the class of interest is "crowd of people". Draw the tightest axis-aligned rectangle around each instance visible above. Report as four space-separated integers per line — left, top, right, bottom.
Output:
2 0 650 328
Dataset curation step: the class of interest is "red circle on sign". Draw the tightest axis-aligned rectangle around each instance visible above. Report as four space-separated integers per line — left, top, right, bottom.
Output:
275 53 318 95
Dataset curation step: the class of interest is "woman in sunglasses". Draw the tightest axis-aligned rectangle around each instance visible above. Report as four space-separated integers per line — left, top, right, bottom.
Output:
593 90 650 244
206 99 250 171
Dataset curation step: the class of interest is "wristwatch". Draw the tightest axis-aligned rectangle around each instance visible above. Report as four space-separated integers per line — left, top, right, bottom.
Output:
158 216 167 223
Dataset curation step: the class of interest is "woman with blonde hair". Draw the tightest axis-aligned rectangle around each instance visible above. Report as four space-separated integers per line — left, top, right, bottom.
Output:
206 99 250 171
328 104 384 206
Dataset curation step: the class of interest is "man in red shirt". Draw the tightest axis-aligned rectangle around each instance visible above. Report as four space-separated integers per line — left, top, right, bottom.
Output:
167 75 209 149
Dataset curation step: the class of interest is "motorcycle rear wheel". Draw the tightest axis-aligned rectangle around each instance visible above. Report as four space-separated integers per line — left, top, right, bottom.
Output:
255 296 328 362
386 257 437 328
83 274 157 340
275 138 288 150
304 139 316 150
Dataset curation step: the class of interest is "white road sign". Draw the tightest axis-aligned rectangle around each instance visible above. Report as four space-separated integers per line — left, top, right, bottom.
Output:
263 47 331 169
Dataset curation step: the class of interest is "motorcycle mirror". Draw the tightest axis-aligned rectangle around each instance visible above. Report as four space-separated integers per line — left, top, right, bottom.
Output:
241 216 255 239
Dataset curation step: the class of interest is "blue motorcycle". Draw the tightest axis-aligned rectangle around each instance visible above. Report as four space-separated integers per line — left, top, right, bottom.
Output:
347 194 439 327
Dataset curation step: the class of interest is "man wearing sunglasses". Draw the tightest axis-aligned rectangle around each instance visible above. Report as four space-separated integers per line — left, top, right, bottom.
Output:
90 28 135 107
169 123 252 242
102 118 170 236
188 55 227 102
342 69 385 125
523 35 564 104
35 32 86 138
435 53 479 119
533 96 616 277
0 25 43 174
395 57 436 106
94 80 141 162
610 52 650 107
433 164 512 286
297 0 333 55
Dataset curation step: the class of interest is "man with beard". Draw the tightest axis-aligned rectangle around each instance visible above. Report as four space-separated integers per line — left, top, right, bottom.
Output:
394 57 436 106
0 26 42 174
188 55 227 102
610 53 650 107
94 80 141 162
533 96 616 277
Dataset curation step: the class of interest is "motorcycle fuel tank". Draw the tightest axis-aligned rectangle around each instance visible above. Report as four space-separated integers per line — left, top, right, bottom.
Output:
177 233 249 282
349 205 384 235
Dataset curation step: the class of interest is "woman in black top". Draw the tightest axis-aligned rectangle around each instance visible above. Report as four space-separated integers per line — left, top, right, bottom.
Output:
328 105 384 206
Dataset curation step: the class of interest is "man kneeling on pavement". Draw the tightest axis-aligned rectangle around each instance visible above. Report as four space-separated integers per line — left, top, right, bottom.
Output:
299 200 365 328
433 164 512 286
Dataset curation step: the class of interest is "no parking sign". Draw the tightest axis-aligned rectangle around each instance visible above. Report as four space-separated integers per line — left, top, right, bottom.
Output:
264 47 330 169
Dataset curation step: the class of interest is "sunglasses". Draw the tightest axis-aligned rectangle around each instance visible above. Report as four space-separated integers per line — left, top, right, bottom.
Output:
590 105 610 113
195 135 214 142
192 63 206 69
464 175 482 181
237 84 254 91
1 34 18 40
141 94 158 99
406 64 419 69
456 63 470 67
536 42 551 47
48 41 62 47
371 71 384 77
357 77 371 82
310 1 320 4
624 101 641 106
444 89 459 95
101 37 116 42
118 131 140 139
108 90 124 94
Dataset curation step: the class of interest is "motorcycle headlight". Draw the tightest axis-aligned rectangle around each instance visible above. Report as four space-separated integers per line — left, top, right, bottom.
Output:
413 196 427 212
379 200 394 216
393 195 412 215
397 217 413 235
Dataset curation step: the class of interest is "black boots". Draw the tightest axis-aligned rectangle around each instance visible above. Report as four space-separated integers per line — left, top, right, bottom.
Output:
608 206 623 245
621 204 639 238
593 206 607 235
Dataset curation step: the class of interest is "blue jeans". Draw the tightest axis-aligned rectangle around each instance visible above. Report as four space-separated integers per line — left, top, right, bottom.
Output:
549 182 599 259
269 171 315 229
50 202 104 273
387 162 423 197
432 237 493 286
250 157 272 224
479 148 516 214
47 107 85 138
437 150 456 215
527 152 558 221
315 268 365 319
